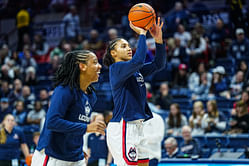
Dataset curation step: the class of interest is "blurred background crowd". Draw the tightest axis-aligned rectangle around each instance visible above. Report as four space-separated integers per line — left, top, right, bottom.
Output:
0 0 249 165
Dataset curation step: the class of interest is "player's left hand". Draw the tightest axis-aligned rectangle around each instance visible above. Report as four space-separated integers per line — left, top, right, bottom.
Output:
149 17 164 44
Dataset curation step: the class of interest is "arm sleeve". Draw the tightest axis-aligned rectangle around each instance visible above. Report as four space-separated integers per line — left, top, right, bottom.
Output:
140 43 166 77
46 87 87 135
111 35 147 87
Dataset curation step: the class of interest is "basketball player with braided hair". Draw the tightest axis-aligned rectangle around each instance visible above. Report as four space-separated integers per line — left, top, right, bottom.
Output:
31 50 106 166
104 17 166 166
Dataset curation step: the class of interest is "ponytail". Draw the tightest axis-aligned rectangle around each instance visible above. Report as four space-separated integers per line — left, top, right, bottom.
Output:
103 38 122 67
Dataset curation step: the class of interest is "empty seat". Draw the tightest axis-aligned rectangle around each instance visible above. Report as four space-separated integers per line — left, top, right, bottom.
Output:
206 135 228 149
228 135 249 149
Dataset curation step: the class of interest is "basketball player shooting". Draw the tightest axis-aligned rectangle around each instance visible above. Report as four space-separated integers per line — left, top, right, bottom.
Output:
103 16 166 166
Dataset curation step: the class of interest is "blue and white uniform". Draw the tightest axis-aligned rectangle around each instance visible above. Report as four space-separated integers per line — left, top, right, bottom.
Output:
31 85 96 166
107 35 166 166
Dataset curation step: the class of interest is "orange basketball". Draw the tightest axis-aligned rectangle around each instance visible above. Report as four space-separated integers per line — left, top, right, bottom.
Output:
128 3 156 30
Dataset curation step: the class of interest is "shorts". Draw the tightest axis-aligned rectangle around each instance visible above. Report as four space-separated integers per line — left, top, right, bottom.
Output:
107 119 149 166
31 149 86 166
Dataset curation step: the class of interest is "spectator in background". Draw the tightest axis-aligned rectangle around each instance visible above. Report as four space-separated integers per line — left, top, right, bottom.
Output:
21 85 35 111
188 62 212 93
12 100 27 126
170 37 188 67
230 70 245 99
186 31 207 72
174 24 191 47
87 113 108 166
49 39 68 60
63 5 80 41
153 82 173 110
16 6 30 51
31 33 50 58
106 28 118 42
165 103 188 136
189 101 205 136
162 137 181 158
209 66 229 99
143 112 165 166
231 90 249 116
209 19 229 59
0 64 13 83
180 125 201 157
0 80 11 98
21 45 37 70
228 28 249 61
25 66 37 86
0 98 12 123
238 60 249 81
192 72 211 100
228 100 249 134
39 89 49 111
173 63 189 88
0 114 30 165
26 101 46 127
8 78 23 105
165 1 189 34
202 100 226 135
83 29 103 52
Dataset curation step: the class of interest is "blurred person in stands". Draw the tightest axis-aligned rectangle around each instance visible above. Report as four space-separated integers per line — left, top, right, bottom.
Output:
12 100 27 127
106 28 118 42
202 100 226 135
83 29 103 52
192 72 211 100
143 112 164 166
162 137 181 158
31 33 50 58
16 5 30 51
87 113 108 166
153 82 173 110
189 101 205 136
228 100 249 134
0 98 12 123
231 90 249 116
165 103 188 136
174 24 191 48
0 80 11 98
63 5 80 41
229 70 245 99
186 31 207 72
0 114 30 166
173 63 189 88
188 62 212 92
165 1 189 34
209 19 230 59
21 85 35 111
39 89 49 111
209 66 229 99
227 28 249 61
0 64 13 83
27 101 46 127
180 125 201 157
238 60 249 81
25 66 37 86
8 78 23 105
50 39 69 60
21 45 37 70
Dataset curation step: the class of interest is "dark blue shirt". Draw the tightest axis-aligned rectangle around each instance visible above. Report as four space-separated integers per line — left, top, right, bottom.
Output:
87 133 108 164
36 85 97 162
109 35 166 122
180 138 201 156
0 127 26 160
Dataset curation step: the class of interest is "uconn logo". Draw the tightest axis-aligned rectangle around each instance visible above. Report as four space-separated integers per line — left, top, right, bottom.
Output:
79 101 91 122
136 73 144 86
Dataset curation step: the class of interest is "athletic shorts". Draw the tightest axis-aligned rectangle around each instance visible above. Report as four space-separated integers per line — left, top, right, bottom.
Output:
31 149 86 166
107 119 149 166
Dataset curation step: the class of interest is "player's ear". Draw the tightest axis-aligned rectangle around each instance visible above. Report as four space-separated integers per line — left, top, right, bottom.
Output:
110 50 117 58
79 63 87 71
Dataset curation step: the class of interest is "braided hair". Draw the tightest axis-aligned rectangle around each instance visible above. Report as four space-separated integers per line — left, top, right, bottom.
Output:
53 50 95 93
103 38 122 67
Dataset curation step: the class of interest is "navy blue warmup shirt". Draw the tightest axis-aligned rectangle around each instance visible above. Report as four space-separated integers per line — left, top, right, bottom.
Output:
36 85 96 162
109 35 166 122
0 127 26 160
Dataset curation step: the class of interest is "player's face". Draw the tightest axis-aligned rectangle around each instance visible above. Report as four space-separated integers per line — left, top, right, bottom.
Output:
84 53 102 82
3 115 15 129
113 39 132 62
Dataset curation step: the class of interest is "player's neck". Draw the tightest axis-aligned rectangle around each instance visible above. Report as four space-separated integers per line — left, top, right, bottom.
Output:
79 76 91 93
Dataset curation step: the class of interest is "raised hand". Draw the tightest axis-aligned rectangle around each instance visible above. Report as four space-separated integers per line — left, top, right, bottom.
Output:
86 121 106 135
129 21 147 35
149 17 164 44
